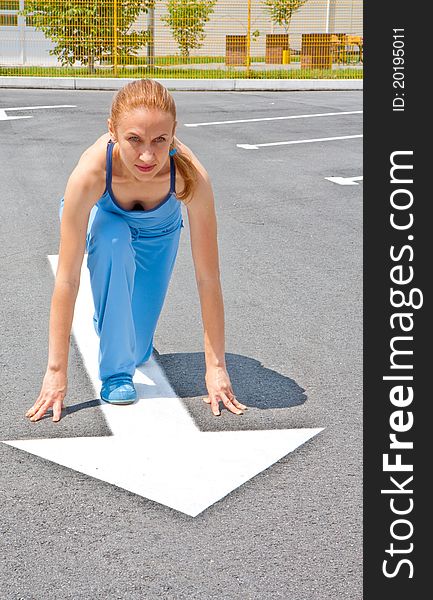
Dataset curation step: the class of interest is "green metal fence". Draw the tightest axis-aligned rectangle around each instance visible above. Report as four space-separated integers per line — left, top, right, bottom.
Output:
0 1 363 79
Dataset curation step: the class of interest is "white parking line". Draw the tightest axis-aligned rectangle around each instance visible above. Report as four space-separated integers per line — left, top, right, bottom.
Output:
238 134 363 149
0 105 76 121
184 110 362 127
0 110 32 121
1 104 76 111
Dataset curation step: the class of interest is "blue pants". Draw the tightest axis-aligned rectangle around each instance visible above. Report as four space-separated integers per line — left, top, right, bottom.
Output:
60 201 182 381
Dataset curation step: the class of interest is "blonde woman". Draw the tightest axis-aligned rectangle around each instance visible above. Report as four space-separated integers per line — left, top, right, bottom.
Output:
26 79 246 422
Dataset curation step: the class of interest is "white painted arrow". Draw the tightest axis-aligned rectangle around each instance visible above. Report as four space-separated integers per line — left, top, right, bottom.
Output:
0 105 76 121
325 175 363 186
3 256 322 516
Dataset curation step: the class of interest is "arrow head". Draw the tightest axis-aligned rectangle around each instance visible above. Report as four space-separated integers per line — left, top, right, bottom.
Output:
325 176 363 186
5 427 323 517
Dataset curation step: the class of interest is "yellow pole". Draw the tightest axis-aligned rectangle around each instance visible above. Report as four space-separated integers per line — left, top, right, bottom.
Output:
113 0 118 76
246 0 251 74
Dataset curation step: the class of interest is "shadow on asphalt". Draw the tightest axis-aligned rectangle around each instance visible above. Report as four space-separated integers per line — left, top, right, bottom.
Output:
154 351 307 410
34 399 101 422
63 399 101 415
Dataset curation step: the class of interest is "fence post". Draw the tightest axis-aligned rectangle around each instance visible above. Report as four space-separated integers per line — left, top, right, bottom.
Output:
19 0 26 66
147 5 155 68
113 0 118 76
246 0 251 74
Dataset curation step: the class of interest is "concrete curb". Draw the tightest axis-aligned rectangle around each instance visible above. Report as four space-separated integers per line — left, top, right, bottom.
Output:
0 76 362 91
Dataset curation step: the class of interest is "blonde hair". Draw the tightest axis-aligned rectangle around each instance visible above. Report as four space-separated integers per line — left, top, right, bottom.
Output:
110 78 198 202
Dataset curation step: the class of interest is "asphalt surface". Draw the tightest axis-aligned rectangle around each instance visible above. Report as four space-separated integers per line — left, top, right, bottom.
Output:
0 89 362 599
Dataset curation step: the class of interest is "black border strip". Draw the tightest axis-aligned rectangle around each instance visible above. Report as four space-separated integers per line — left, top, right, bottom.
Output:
364 1 429 597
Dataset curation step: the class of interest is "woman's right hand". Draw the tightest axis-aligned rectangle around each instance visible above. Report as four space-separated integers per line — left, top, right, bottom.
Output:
26 369 67 423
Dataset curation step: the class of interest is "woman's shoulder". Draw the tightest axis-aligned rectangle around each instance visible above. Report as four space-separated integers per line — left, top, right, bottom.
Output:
69 134 110 189
76 133 110 175
64 134 110 207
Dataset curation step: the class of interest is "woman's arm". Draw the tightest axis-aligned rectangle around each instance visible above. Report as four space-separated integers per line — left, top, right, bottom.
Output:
26 161 104 422
186 165 247 417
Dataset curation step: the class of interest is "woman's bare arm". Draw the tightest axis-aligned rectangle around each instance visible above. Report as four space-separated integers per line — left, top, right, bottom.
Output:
185 154 247 416
26 155 105 422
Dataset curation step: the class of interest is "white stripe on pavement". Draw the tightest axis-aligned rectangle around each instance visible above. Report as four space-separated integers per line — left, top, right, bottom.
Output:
238 134 363 149
0 110 32 121
0 105 76 121
184 110 363 127
1 104 76 111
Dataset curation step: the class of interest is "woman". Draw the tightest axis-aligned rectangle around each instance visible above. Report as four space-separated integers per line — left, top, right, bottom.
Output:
26 78 246 422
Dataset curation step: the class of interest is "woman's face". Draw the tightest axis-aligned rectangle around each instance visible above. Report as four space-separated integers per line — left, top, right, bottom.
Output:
109 108 176 180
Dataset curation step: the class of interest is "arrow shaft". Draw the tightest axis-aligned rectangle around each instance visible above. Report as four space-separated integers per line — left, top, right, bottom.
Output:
47 255 198 436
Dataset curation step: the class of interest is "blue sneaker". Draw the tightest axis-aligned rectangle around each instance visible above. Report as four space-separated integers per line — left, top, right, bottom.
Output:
100 373 137 405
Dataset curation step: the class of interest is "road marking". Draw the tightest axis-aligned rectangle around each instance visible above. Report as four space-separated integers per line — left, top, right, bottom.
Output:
325 175 363 186
3 256 322 517
0 111 32 121
184 110 363 127
0 105 76 121
237 134 363 150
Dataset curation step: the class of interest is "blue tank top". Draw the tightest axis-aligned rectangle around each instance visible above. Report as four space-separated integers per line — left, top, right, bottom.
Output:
96 140 183 236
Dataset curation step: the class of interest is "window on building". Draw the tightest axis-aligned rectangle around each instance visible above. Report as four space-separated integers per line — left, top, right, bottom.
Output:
0 13 17 26
0 0 19 27
0 1 20 9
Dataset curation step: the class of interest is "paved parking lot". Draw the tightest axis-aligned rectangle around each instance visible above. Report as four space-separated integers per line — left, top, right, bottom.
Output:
0 88 362 599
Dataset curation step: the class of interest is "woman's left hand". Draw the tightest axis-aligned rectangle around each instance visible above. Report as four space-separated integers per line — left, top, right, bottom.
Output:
203 366 247 416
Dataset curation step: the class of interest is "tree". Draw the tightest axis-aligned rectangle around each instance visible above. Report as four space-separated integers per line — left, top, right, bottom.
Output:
161 0 217 59
20 1 155 73
262 0 308 34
